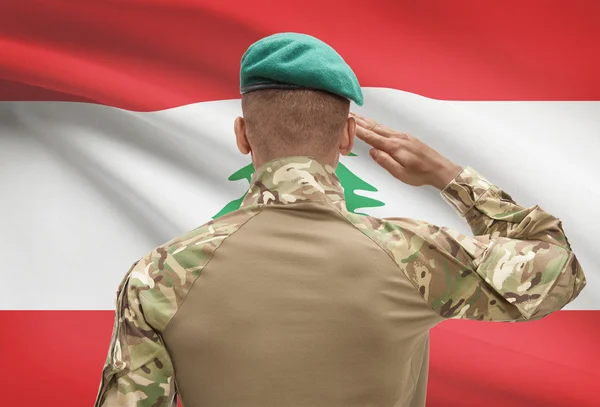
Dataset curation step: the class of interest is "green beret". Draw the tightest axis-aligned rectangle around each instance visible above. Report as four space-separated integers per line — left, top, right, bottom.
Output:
240 33 364 106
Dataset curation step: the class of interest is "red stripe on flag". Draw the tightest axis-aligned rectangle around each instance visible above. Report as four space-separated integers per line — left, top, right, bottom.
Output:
0 311 597 407
1 0 599 110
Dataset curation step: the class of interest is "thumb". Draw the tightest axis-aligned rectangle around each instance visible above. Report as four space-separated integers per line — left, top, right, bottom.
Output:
370 148 405 179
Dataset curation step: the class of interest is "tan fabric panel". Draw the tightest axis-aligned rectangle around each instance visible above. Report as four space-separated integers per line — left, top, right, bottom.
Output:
163 203 440 407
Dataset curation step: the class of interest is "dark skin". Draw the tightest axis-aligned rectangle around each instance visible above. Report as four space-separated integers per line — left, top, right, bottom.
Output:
351 112 463 190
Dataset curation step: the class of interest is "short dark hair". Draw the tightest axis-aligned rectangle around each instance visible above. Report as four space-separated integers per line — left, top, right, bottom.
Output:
241 89 350 160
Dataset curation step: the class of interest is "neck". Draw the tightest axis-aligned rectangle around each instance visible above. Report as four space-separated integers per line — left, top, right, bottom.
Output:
251 151 340 170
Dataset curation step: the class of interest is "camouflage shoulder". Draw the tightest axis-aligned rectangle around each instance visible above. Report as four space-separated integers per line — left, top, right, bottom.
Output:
338 211 517 320
341 212 488 265
128 205 262 330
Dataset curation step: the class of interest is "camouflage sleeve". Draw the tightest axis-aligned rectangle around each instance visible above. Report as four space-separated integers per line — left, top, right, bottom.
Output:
419 166 587 321
369 167 586 322
94 262 177 407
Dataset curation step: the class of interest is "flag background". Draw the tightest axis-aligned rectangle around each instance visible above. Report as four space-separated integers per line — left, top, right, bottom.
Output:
1 1 599 406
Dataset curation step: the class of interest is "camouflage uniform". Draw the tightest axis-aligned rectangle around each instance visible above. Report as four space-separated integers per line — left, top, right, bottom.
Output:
95 156 586 407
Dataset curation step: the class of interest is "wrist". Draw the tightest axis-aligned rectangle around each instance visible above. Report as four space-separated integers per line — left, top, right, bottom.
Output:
431 163 463 190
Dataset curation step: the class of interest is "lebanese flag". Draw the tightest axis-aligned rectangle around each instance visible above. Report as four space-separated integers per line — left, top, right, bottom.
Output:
1 1 599 406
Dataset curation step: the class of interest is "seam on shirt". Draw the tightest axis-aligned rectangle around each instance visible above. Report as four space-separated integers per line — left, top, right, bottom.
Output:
326 203 523 322
243 198 338 207
325 203 446 321
146 206 266 333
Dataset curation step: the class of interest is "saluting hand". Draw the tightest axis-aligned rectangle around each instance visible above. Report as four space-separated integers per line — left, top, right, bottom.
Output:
351 112 463 190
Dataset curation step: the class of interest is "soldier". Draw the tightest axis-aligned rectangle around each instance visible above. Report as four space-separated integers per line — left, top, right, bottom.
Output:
95 33 586 407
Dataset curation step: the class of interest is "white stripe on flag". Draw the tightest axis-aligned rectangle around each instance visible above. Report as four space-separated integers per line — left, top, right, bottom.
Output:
1 88 598 310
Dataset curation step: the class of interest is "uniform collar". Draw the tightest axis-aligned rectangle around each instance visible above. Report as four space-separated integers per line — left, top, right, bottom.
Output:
241 156 345 207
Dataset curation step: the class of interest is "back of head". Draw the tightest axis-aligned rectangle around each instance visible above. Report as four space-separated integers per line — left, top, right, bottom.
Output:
237 32 363 166
241 89 350 162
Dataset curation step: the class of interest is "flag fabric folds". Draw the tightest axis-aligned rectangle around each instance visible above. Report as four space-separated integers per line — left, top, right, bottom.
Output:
1 1 599 406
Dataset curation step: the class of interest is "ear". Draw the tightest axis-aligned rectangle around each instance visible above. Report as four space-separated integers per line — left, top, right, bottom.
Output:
339 116 356 156
234 117 251 155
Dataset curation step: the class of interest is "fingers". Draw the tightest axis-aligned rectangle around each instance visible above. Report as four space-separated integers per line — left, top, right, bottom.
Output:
355 125 398 152
351 112 379 132
350 112 409 140
352 115 395 138
369 148 406 179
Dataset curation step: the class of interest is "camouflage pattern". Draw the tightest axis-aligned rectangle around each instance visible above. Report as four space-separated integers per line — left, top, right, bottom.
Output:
241 158 585 321
96 156 586 406
95 207 261 407
241 156 346 207
345 165 586 321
